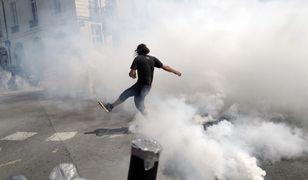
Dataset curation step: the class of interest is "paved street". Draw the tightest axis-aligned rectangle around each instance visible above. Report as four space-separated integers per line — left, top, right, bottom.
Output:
0 90 137 180
0 90 308 180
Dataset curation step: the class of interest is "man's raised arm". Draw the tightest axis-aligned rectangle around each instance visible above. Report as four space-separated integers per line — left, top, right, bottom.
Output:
162 65 182 76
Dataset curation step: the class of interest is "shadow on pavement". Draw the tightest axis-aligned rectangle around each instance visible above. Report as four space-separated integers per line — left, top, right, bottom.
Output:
84 127 129 136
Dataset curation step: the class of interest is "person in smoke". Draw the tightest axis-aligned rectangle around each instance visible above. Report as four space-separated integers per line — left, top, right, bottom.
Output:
100 43 182 114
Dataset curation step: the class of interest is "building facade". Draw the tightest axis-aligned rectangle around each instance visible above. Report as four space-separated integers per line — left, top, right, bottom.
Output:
0 0 115 73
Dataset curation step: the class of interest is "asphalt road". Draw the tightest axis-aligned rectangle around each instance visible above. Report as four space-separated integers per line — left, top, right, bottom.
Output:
0 90 307 180
0 90 136 180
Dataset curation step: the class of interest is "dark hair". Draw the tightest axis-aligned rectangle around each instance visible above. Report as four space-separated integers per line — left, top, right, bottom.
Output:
135 43 150 55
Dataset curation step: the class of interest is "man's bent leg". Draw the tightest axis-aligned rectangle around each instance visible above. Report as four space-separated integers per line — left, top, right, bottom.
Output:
134 96 145 114
112 99 124 107
134 85 150 114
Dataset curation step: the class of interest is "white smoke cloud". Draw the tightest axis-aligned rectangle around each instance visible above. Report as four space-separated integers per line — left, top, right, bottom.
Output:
1 0 308 179
0 69 13 91
2 0 307 116
0 67 32 92
84 0 308 123
134 97 308 180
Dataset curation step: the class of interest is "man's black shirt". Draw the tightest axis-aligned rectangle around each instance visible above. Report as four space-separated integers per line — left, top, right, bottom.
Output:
130 55 163 86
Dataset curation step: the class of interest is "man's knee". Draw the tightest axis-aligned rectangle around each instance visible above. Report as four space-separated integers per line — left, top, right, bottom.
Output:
119 93 128 101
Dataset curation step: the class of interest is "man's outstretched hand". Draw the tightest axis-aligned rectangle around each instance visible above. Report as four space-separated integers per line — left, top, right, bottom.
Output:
174 71 182 76
162 65 182 77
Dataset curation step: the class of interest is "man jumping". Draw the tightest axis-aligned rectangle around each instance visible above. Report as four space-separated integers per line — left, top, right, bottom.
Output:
99 43 181 114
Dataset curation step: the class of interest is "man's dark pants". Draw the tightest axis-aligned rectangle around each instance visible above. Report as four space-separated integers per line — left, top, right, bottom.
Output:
119 83 150 113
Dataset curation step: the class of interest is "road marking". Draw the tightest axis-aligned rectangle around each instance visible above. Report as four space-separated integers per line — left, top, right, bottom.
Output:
46 132 77 141
1 132 37 141
52 148 59 153
0 159 22 168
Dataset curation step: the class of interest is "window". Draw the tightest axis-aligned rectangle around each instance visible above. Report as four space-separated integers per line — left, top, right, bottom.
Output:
91 24 103 43
104 0 116 16
10 2 19 33
29 0 39 27
0 20 3 38
0 47 8 69
53 0 61 14
94 0 101 15
89 0 101 18
30 0 38 21
10 2 18 26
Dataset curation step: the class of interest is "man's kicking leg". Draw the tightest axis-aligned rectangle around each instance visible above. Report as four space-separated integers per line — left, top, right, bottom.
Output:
100 84 137 112
104 98 124 112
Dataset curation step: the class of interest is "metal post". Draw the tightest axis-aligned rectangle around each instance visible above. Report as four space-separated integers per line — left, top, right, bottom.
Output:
127 138 162 180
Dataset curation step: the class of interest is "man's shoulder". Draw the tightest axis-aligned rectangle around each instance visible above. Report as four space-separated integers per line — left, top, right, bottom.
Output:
135 55 160 64
135 55 155 61
133 56 143 63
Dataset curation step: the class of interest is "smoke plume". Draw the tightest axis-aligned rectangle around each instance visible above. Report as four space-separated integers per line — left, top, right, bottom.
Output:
1 0 308 179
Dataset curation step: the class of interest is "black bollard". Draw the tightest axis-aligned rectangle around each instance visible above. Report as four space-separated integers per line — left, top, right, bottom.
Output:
127 138 162 180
